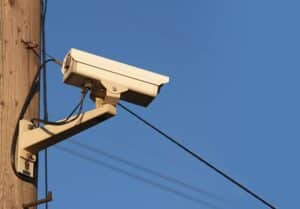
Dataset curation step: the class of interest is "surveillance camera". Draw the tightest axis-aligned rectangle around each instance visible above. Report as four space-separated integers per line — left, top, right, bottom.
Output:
61 48 169 107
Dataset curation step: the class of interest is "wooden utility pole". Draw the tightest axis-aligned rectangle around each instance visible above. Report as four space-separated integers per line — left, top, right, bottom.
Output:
0 0 40 208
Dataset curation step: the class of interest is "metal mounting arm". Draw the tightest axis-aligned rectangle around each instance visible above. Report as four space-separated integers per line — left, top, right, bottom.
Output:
16 103 116 178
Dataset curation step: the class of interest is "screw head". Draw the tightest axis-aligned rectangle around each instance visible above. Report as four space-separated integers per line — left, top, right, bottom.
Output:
25 161 30 170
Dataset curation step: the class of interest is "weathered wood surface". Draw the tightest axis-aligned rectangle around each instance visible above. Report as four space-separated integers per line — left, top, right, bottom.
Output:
0 0 40 208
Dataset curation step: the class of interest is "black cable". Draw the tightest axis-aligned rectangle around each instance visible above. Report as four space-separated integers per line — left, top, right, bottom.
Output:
118 103 276 209
21 39 62 65
45 52 63 65
10 59 56 182
41 1 49 208
10 54 75 182
69 140 226 202
42 0 48 121
31 88 88 126
55 145 221 209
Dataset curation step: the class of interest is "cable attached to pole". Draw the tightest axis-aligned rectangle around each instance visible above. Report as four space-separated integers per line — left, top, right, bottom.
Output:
10 59 57 182
21 39 62 65
41 1 49 208
118 103 276 209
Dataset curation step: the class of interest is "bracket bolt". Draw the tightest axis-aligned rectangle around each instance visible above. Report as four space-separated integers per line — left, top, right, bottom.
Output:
25 161 30 170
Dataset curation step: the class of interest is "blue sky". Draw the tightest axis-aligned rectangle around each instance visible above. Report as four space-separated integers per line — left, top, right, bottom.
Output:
38 1 299 208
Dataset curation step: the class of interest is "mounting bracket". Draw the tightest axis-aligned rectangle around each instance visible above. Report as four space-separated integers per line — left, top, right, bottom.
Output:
15 103 116 178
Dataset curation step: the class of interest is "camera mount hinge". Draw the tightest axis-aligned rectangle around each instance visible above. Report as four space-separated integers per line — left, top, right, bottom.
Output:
16 103 116 178
92 80 128 108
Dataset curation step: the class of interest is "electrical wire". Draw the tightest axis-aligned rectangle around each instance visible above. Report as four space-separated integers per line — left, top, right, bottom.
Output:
55 145 222 209
68 140 226 203
31 88 88 126
10 54 81 183
45 52 63 66
118 103 276 209
10 59 56 182
41 1 49 208
21 39 62 65
19 5 273 207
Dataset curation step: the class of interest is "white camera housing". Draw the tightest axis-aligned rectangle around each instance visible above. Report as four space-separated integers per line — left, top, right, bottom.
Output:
62 48 169 106
16 49 169 178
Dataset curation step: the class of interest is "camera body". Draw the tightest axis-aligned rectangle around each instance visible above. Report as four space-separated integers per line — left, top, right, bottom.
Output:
62 48 169 106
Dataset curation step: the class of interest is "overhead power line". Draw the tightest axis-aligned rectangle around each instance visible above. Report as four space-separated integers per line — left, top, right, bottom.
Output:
118 103 276 209
68 140 225 202
55 145 221 209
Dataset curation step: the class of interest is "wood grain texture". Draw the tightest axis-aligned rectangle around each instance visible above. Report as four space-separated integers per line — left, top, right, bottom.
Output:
0 0 40 208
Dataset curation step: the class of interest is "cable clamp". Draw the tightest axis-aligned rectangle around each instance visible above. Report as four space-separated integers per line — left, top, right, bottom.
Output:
21 39 40 50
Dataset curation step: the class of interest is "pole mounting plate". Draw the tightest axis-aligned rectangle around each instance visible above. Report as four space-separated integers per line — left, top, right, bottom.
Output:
16 120 37 178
